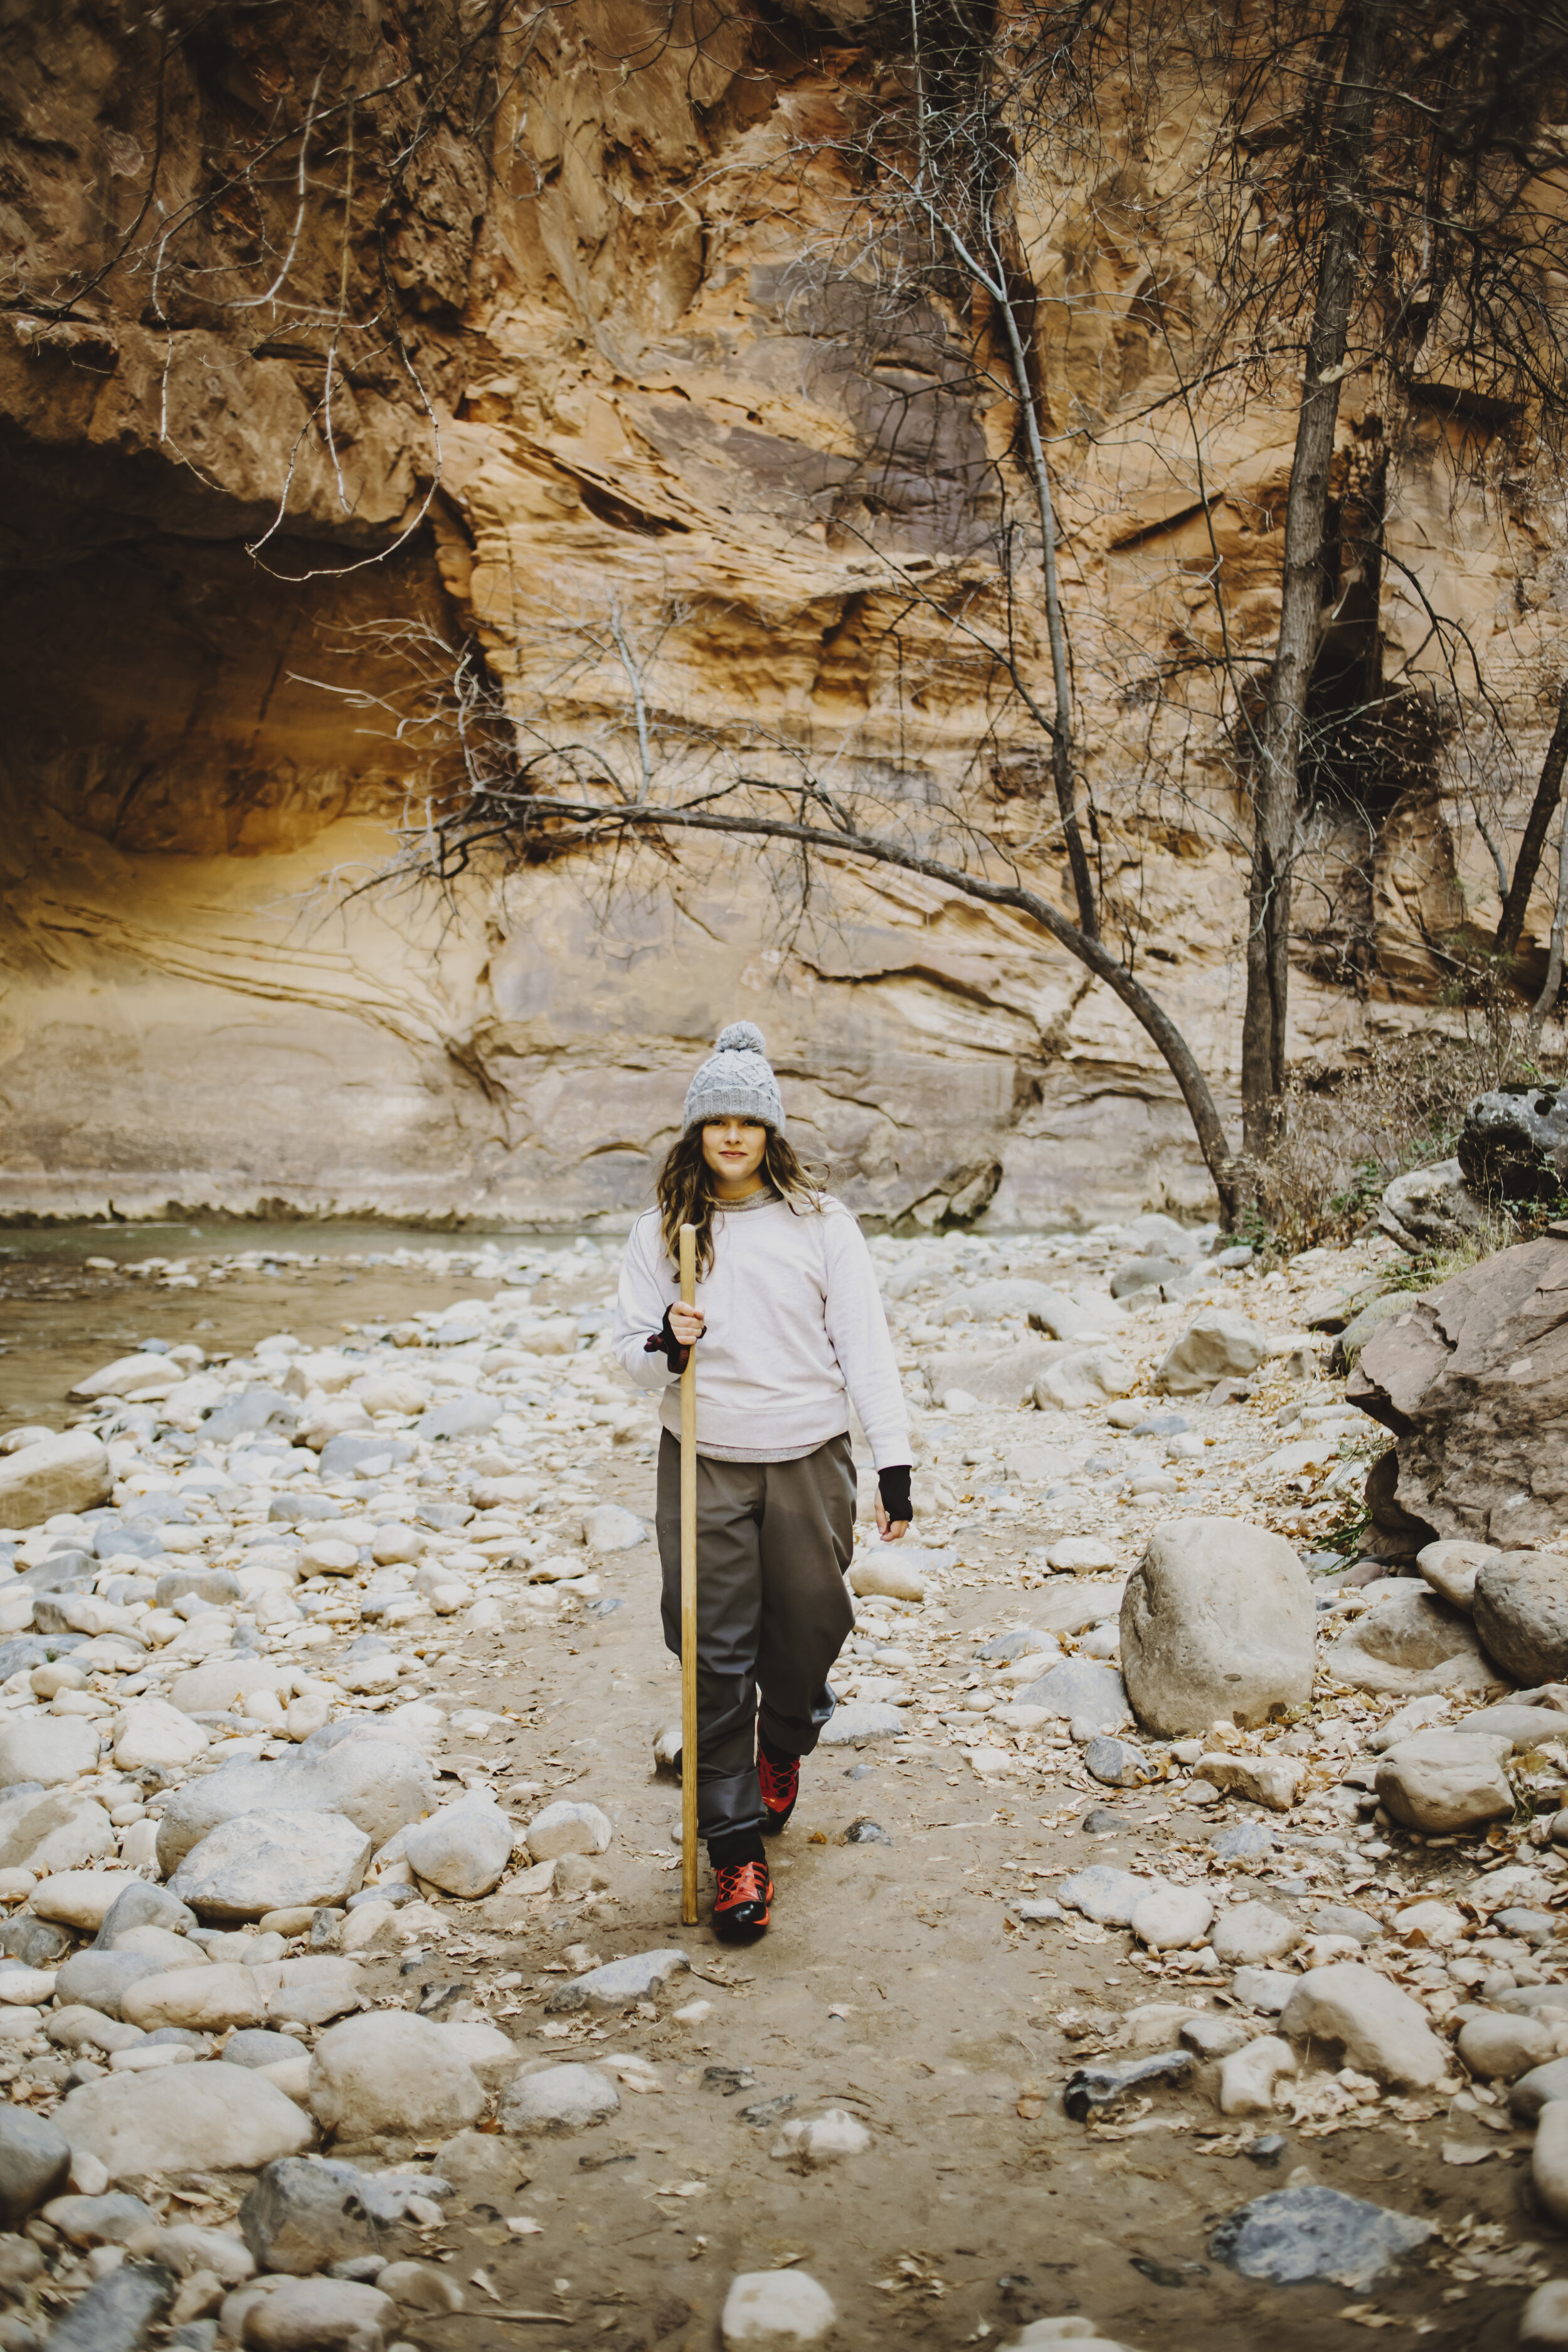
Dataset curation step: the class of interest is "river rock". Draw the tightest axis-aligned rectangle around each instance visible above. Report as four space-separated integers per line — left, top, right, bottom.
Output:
1153 1311 1267 1397
0 1433 112 1528
543 1949 689 2013
721 2270 836 2346
155 1742 435 1873
1211 1902 1300 1968
308 2011 484 2141
0 1791 115 1876
1521 2282 1568 2349
252 1956 363 2027
1130 1883 1212 1951
1191 1752 1301 1811
1279 1963 1448 2089
0 1719 100 1790
242 2275 395 2351
122 1964 263 2033
94 1882 198 1947
1044 1537 1119 1575
112 1700 208 1771
1014 1659 1130 1732
1057 1866 1148 1927
523 1801 612 1862
1374 1729 1513 1833
1347 1232 1568 1552
1511 2057 1568 2124
1219 2035 1296 2117
1119 1517 1311 1736
581 1504 644 1553
31 1871 132 1932
169 1811 371 1920
1456 2012 1556 2081
1322 1586 1496 1697
57 2064 312 2179
501 2062 620 2134
0 2111 70 2229
44 2260 175 2352
54 1950 166 2020
401 1796 512 1897
1472 1551 1568 1683
849 1551 928 1602
1033 1347 1134 1412
1415 1539 1497 1612
1535 2099 1568 2228
1210 2182 1431 2289
166 1659 293 1718
225 2030 301 2072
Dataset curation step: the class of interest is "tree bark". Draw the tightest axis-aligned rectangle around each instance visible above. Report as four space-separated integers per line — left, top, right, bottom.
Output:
1496 679 1568 959
1241 0 1385 1170
1528 797 1568 1049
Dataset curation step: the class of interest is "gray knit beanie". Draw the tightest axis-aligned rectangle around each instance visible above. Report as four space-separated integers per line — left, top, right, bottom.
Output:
682 1022 785 1135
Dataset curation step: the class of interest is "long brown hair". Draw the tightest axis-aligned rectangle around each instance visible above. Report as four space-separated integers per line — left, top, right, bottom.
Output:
655 1125 825 1279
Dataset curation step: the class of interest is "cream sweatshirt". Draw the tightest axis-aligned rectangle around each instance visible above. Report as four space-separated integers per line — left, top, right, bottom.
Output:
612 1194 910 1466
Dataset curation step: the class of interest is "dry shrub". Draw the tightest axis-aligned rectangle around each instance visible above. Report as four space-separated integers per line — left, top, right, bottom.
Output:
1256 1008 1544 1254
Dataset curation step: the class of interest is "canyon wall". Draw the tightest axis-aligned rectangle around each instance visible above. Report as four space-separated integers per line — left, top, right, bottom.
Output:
3 1 1563 1230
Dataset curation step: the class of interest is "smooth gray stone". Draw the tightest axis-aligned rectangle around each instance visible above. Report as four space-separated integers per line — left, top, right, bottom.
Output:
1056 1864 1148 1926
844 1818 893 1845
0 1640 78 1679
1084 1735 1149 1788
319 1433 415 1476
1209 1821 1276 1861
93 1883 198 1950
975 1629 1054 1663
92 1521 164 1562
201 1386 295 1443
1210 2183 1431 2289
543 1949 690 2013
0 1917 70 1968
222 2030 300 2071
239 2156 450 2275
123 1493 189 1523
1309 1904 1381 1946
17 1552 93 1593
1495 1984 1568 2017
415 1397 501 1443
154 1741 436 1873
1110 1258 1184 1300
269 1494 341 1524
40 2259 174 2351
0 2111 70 2230
31 1592 98 1634
1016 1658 1131 1732
45 2193 158 2247
154 1569 242 1610
1510 2055 1568 2123
53 1951 167 2020
416 1503 472 1531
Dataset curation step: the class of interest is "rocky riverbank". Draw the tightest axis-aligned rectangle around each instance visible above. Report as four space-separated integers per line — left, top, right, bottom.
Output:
0 1220 1563 2349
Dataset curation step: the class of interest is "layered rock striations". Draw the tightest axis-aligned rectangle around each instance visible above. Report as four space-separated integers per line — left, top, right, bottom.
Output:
3 1 1567 1225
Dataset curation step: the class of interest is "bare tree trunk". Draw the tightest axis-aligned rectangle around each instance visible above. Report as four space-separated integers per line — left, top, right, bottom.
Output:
1241 0 1385 1169
1528 797 1568 1051
1496 679 1568 959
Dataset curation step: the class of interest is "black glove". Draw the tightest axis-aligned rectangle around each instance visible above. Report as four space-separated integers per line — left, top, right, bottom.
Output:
877 1465 912 1521
643 1305 691 1375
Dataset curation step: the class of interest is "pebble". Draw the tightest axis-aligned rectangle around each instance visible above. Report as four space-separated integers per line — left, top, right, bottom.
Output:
1210 1903 1300 1968
308 2011 485 2140
43 2191 157 2246
0 1791 115 1877
169 1810 372 1921
770 2110 871 2165
1043 1538 1119 1576
721 2270 836 2346
31 1872 134 1932
1015 1659 1131 1732
1510 2057 1568 2124
500 2062 620 2134
1209 2183 1431 2289
223 2031 301 2072
1083 1736 1148 1788
56 2064 312 2179
1218 2035 1295 2116
1279 1963 1448 2089
1153 1310 1266 1396
378 2257 464 2311
112 1701 209 1771
401 1795 513 1898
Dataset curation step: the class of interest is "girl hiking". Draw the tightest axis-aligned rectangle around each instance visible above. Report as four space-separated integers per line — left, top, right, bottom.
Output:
613 1023 912 1942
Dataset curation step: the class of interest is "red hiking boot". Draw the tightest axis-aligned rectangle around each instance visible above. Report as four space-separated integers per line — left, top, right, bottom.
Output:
712 1858 772 1942
758 1748 800 1835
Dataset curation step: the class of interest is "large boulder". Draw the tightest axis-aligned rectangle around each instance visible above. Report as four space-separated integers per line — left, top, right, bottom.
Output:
154 1742 435 1874
1348 1231 1568 1551
308 2012 485 2141
1472 1552 1568 1684
1458 1084 1568 1204
0 1791 115 1877
0 1434 112 1528
1278 1963 1448 2089
1377 1158 1489 1251
1374 1729 1515 1833
1032 1348 1134 1412
1153 1312 1268 1397
56 2065 312 2179
0 1720 102 1791
1119 1518 1312 1737
1320 1585 1498 1698
169 1811 373 1920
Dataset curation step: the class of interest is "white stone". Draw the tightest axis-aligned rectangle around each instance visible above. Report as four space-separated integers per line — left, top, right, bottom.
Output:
402 1796 513 1899
0 1433 113 1525
122 1964 263 2033
1153 1311 1268 1396
581 1504 644 1553
1210 1902 1301 1968
242 2277 396 2352
1520 2279 1568 2348
30 1872 134 1931
721 2270 836 2347
167 1659 292 1717
501 2062 620 2134
70 1353 174 1401
1219 2035 1296 2116
1191 1752 1303 1811
1232 1967 1303 2015
0 1719 102 1789
1130 1883 1213 1951
770 2109 871 2165
1279 1962 1448 2089
1394 1899 1466 1947
309 2010 485 2140
1375 1730 1513 1834
169 1811 371 1921
524 1801 613 1862
1456 2012 1555 2081
1415 1539 1497 1613
438 2020 522 2090
849 1552 928 1602
113 1700 209 1771
1119 1517 1313 1736
371 1523 426 1567
1033 1349 1134 1412
1535 2101 1568 2230
0 1792 117 1878
56 2063 312 2179
1045 1537 1118 1575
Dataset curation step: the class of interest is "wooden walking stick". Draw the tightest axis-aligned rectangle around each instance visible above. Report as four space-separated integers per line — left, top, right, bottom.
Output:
679 1222 699 1927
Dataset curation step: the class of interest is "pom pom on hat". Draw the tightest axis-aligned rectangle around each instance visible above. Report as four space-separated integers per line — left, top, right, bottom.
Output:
714 1021 766 1055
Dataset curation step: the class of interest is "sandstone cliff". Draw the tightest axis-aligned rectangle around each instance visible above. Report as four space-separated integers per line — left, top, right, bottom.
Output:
3 1 1564 1228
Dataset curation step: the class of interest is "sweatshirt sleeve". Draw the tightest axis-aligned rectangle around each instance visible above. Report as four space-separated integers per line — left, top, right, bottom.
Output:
613 1217 681 1393
821 1209 911 1468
